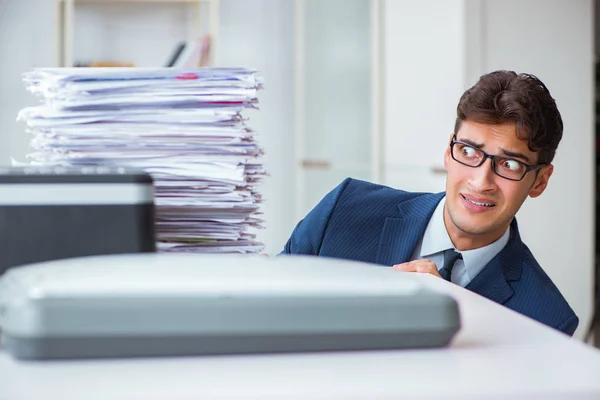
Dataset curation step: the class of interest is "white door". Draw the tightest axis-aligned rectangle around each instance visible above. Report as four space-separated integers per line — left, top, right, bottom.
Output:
294 0 377 219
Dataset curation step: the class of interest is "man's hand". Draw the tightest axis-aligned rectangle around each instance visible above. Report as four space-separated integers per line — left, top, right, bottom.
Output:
392 259 442 278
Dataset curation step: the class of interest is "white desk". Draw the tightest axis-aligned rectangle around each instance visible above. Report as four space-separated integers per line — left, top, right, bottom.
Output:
1 273 599 400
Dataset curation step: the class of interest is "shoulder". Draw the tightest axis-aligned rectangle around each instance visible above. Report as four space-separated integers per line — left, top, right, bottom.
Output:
327 178 444 225
519 247 572 309
336 178 433 206
511 244 578 335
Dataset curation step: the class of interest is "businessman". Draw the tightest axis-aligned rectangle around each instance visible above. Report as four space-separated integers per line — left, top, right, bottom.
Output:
282 70 579 336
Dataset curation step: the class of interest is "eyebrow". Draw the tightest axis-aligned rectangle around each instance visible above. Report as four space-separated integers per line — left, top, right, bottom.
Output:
458 137 532 164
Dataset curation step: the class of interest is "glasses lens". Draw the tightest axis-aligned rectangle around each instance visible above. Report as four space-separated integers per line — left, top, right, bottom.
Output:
493 157 526 180
452 143 483 166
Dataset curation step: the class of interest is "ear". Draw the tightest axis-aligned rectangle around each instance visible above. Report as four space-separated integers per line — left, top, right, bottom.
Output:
528 164 554 198
443 133 453 170
444 145 451 170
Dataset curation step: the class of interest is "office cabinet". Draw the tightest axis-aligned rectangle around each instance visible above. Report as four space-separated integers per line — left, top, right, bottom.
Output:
294 0 379 218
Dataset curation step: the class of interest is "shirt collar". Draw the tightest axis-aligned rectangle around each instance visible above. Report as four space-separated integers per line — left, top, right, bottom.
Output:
420 196 511 281
420 197 453 257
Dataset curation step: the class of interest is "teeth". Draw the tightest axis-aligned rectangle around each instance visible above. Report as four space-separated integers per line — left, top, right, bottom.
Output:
466 197 494 207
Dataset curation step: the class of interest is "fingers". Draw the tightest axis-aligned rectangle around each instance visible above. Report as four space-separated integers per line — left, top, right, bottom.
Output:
393 262 417 272
392 259 442 278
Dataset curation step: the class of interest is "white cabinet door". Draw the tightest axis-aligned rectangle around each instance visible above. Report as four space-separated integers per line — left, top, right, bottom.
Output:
295 0 375 218
382 0 469 180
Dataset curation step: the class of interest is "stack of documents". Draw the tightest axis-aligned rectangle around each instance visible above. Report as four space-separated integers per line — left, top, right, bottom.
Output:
17 68 265 254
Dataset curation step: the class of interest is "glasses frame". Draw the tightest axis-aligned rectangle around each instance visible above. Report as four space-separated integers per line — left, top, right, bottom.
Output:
449 134 546 181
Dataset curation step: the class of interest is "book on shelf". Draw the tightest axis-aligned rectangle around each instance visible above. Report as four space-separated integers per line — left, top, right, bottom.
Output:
165 35 212 68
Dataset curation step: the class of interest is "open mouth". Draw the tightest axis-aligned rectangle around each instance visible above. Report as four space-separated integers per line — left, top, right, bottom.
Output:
461 194 495 208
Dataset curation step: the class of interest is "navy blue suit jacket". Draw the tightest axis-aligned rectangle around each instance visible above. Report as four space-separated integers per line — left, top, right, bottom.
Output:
282 178 579 336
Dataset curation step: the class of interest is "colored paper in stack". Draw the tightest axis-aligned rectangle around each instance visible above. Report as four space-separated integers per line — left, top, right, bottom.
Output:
17 68 265 254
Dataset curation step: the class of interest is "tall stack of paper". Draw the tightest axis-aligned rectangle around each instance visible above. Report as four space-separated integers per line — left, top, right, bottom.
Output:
17 68 265 254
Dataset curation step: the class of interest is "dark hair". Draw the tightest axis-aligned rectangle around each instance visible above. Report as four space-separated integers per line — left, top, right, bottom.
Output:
454 70 563 164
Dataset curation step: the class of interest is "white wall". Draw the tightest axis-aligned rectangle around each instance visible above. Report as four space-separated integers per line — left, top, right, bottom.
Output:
0 0 55 166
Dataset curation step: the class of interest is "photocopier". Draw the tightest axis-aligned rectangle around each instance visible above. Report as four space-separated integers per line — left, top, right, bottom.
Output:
0 165 155 275
0 253 461 360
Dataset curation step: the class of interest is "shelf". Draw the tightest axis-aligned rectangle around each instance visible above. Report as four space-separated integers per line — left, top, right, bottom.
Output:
56 0 219 67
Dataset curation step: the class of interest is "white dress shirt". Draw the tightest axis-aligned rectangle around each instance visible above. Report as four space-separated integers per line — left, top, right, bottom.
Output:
410 197 510 287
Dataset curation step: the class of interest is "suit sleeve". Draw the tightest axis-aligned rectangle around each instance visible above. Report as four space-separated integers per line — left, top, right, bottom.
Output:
557 314 579 337
280 178 352 255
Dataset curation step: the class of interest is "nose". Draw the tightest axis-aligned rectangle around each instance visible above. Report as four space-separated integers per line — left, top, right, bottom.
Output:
468 158 497 191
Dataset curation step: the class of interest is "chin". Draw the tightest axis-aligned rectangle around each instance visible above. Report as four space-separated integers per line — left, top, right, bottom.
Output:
449 207 500 236
454 222 494 236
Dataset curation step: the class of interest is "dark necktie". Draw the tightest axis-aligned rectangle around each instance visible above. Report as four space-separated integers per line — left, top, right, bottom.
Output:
439 249 462 282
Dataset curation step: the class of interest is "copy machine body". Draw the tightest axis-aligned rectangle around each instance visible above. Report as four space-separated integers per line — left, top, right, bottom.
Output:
0 254 461 360
0 166 156 276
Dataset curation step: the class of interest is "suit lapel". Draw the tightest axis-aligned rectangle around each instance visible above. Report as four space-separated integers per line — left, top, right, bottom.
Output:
374 192 524 306
465 219 524 305
375 193 444 266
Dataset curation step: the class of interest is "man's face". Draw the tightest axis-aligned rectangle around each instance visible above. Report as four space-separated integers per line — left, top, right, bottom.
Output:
443 120 553 250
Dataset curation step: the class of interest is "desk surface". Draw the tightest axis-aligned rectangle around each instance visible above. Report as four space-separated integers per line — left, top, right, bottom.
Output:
1 273 600 400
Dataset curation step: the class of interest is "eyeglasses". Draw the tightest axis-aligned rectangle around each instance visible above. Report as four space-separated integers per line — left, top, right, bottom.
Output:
449 134 545 181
